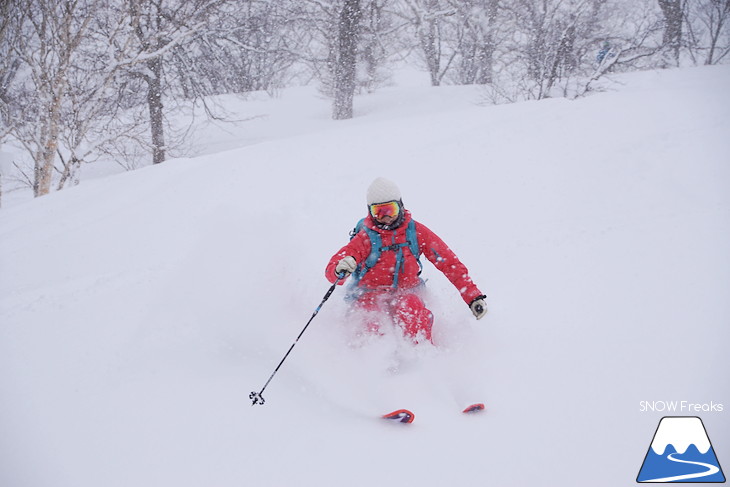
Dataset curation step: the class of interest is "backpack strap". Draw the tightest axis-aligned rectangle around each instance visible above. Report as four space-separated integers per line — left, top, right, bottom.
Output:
349 219 381 284
391 219 422 287
348 218 422 288
406 219 422 276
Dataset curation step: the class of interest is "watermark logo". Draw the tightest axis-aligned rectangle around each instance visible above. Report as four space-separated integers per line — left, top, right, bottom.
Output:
637 416 726 483
639 401 724 413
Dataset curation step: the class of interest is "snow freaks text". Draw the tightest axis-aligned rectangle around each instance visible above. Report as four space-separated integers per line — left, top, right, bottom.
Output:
639 401 724 413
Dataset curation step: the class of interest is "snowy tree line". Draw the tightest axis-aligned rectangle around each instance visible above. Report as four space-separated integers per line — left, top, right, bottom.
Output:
0 0 728 198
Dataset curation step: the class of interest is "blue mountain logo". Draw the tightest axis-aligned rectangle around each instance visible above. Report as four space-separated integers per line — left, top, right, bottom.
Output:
637 416 725 483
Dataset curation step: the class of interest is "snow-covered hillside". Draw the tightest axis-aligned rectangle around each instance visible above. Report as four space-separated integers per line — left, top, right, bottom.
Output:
1 65 729 487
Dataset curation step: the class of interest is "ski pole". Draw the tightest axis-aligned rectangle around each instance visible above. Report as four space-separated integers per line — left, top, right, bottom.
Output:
250 276 343 406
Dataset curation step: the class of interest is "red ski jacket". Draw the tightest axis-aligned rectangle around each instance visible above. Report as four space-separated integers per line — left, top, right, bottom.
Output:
325 210 483 305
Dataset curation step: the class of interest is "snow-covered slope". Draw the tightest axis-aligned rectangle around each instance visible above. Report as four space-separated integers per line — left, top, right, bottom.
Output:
1 65 729 487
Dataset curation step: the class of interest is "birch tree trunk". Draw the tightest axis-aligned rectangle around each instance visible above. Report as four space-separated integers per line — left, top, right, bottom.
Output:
10 0 92 196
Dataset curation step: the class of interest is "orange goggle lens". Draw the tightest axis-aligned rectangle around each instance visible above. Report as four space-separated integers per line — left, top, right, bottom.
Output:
369 201 400 220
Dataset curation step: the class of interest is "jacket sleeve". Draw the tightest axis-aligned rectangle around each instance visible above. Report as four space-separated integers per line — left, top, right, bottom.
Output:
325 230 372 284
417 222 484 305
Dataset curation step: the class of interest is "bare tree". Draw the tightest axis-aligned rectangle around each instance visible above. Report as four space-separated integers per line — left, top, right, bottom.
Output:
0 0 21 142
332 0 363 119
494 0 608 100
447 0 499 85
657 0 686 65
2 0 247 195
294 0 403 117
3 0 95 196
360 0 396 92
194 1 300 95
686 0 730 64
398 0 458 86
52 3 151 189
125 0 179 164
120 0 235 164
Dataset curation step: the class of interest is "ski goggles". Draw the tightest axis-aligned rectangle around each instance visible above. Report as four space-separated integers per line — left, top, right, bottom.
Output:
369 200 400 220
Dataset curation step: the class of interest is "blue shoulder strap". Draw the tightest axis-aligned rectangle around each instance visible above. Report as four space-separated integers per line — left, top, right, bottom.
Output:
406 220 420 264
407 220 423 277
350 219 381 284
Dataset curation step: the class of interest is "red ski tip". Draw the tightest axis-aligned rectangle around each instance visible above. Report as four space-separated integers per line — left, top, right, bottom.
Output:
462 403 486 414
382 409 415 423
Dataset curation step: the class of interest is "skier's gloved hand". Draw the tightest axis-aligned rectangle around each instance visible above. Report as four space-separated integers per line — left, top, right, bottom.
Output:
470 295 487 320
335 256 357 278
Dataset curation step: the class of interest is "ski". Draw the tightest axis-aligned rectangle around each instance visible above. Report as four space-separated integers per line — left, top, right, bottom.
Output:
381 404 484 423
462 403 486 414
382 409 415 423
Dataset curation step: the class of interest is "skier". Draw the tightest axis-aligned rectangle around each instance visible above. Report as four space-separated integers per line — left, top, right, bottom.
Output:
596 40 613 64
325 177 487 344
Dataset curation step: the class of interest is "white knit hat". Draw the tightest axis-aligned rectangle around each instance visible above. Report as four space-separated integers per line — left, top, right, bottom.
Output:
366 177 402 205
